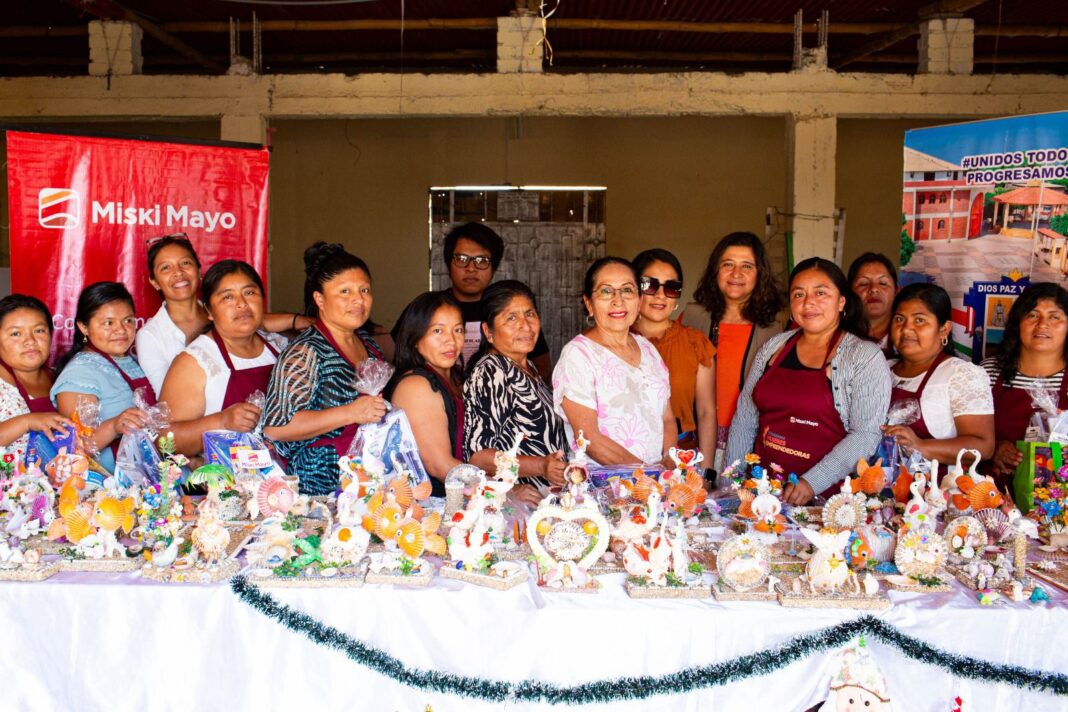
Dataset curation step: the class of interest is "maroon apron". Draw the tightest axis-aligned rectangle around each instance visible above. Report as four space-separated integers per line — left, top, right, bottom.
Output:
0 357 55 413
889 352 949 440
752 330 846 499
87 347 158 407
210 330 279 410
308 321 384 454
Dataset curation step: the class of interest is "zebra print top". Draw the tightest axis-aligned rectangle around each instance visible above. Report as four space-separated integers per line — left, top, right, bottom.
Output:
463 352 568 478
263 326 382 496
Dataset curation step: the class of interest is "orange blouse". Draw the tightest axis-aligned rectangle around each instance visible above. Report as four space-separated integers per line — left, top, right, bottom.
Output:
643 321 716 433
715 322 754 428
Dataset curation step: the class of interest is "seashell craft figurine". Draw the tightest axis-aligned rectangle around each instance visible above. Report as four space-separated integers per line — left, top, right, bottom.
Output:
250 477 296 520
716 533 771 592
191 493 231 566
799 528 860 595
894 528 948 580
822 477 868 531
944 515 988 561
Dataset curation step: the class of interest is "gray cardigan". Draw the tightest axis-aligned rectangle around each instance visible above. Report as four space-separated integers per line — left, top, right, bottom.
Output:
725 329 892 494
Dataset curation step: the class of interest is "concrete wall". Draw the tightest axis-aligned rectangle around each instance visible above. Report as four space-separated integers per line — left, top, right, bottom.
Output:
836 118 947 273
268 116 787 323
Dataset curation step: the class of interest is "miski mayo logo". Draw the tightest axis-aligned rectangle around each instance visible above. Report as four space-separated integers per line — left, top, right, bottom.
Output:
38 188 80 229
37 187 237 233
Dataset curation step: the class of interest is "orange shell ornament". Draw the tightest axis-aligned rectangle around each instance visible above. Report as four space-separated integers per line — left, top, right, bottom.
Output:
93 496 136 534
257 478 295 518
623 469 660 503
395 519 426 559
665 484 701 519
384 476 414 509
967 481 1004 512
373 503 404 540
892 467 914 504
64 506 94 544
856 458 885 496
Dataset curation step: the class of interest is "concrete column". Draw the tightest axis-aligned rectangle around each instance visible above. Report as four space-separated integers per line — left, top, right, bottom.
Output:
786 113 837 263
88 21 143 76
918 17 974 75
497 15 544 73
220 114 267 145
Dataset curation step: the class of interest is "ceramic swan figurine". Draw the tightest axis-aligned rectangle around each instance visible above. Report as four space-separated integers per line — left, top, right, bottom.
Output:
800 528 858 595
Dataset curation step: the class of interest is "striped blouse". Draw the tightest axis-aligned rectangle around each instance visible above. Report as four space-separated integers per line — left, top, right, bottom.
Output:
725 329 892 495
263 326 381 496
980 356 1064 392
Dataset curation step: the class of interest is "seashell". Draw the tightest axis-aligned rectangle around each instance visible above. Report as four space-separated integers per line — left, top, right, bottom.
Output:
665 485 701 519
395 519 426 559
384 476 413 509
372 503 404 541
64 507 93 544
974 508 1011 542
319 566 339 578
256 478 296 518
968 482 1003 512
856 465 885 496
411 479 432 501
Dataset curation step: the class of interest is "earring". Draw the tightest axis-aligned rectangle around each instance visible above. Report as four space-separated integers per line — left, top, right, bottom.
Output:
941 335 949 346
585 314 594 326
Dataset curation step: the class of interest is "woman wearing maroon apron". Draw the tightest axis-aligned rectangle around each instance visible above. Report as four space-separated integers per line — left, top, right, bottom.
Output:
0 295 73 456
726 258 892 505
386 291 467 498
263 243 386 496
52 282 155 473
882 283 994 469
161 261 286 456
981 283 1068 487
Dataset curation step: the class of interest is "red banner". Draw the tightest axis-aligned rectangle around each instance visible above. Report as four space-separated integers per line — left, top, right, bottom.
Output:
5 130 270 357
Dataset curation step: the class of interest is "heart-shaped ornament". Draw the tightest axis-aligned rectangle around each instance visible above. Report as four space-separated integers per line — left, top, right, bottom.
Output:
527 503 610 571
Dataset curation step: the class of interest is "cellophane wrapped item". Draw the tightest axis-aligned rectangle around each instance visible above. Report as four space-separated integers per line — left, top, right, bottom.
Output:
876 397 922 486
202 429 281 480
345 408 431 486
1027 386 1068 444
112 388 171 489
355 359 394 398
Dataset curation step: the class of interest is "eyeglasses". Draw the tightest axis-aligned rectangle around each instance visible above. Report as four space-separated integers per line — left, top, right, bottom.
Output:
593 285 639 301
452 254 492 270
639 276 683 299
145 232 189 246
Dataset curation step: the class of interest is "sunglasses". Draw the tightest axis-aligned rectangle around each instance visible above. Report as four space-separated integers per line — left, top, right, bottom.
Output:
639 276 683 299
145 232 189 246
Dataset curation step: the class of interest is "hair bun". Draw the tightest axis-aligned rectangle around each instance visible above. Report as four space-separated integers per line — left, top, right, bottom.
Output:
304 241 345 276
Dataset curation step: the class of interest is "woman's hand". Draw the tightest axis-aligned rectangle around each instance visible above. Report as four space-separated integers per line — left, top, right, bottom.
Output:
348 395 387 425
22 413 74 441
783 477 814 505
510 483 544 509
221 402 262 432
991 439 1024 476
110 407 147 436
881 424 922 454
542 450 566 486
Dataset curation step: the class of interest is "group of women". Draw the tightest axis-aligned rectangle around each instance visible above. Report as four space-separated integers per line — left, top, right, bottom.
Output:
0 230 1063 505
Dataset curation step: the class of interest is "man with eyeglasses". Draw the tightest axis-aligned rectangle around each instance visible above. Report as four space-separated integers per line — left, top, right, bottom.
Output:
441 222 552 381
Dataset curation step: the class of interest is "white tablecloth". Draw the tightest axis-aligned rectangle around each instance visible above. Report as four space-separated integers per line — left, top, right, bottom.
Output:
1 568 1066 712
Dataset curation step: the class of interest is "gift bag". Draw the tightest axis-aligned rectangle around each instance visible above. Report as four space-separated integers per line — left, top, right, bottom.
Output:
112 388 171 489
1014 441 1063 514
24 426 78 469
345 408 430 485
202 429 283 480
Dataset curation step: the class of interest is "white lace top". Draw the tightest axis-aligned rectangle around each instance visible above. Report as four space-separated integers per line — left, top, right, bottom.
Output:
0 380 30 458
182 332 287 415
889 356 994 439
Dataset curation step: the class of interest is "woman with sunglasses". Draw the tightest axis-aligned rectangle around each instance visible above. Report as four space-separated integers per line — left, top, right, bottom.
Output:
137 234 313 395
631 249 716 469
727 258 891 505
553 257 674 466
679 232 787 471
51 282 155 472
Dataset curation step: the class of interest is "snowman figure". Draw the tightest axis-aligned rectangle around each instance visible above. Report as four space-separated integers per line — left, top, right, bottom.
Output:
819 638 891 712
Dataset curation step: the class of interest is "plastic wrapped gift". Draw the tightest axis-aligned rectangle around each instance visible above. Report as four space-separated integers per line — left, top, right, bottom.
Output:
587 464 663 489
354 359 394 397
24 427 78 470
202 430 283 480
112 388 171 489
345 408 430 485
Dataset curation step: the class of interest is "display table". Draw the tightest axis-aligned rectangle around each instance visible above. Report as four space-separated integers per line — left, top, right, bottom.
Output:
2 568 1066 712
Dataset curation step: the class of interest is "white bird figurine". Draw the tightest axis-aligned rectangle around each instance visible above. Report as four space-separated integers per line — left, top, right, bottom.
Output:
149 536 184 569
863 571 880 597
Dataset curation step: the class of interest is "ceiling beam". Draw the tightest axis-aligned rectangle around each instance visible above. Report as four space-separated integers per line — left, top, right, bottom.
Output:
832 0 992 69
64 0 225 73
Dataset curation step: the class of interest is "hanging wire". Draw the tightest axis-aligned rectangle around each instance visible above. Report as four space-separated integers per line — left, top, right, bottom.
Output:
532 0 561 66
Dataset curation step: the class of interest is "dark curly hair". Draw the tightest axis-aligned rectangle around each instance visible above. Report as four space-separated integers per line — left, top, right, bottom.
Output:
691 232 785 328
995 282 1068 384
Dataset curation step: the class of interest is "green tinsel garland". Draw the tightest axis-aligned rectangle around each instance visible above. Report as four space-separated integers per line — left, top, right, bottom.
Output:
230 576 1068 703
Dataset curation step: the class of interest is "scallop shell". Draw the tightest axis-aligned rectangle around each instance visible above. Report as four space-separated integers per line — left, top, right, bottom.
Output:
372 503 404 541
856 466 885 496
968 482 1003 512
974 508 1012 543
665 485 701 519
822 493 866 530
256 478 295 518
64 508 93 544
395 519 426 559
384 476 413 508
